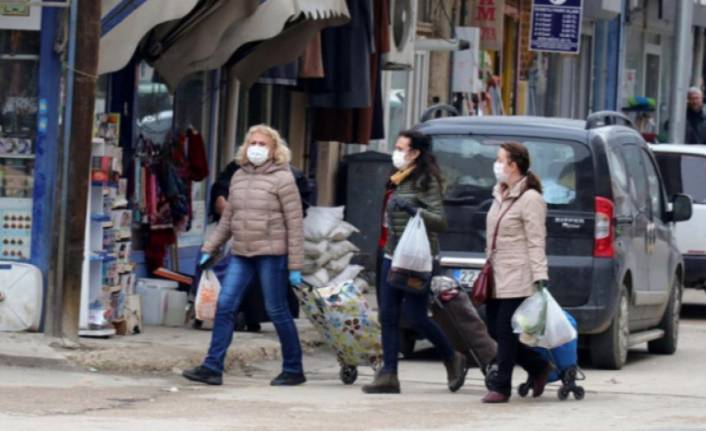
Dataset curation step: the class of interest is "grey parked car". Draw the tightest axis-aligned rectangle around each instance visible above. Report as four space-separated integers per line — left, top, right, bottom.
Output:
416 112 692 369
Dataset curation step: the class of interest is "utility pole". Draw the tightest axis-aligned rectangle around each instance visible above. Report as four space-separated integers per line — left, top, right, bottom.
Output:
668 0 694 143
691 28 705 88
47 0 101 338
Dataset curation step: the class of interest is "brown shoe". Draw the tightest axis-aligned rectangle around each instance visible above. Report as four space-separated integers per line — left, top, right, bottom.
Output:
531 363 554 398
481 391 509 403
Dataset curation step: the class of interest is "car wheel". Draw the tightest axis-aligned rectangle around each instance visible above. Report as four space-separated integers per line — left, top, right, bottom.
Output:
648 275 681 355
591 288 630 370
399 329 417 358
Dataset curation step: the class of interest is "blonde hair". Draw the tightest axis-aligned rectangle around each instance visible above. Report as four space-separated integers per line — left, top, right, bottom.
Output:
236 124 291 166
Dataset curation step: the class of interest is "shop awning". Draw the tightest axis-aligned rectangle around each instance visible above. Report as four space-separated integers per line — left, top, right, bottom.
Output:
148 0 350 89
98 0 200 75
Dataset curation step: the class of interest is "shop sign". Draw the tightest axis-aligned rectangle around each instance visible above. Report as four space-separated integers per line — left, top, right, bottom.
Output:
530 0 583 54
471 0 505 51
0 4 41 31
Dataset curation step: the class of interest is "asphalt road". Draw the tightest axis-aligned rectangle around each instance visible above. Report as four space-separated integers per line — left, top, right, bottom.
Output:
1 290 705 431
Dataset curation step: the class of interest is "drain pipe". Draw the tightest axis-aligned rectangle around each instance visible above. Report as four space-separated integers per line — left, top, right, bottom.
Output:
668 0 694 143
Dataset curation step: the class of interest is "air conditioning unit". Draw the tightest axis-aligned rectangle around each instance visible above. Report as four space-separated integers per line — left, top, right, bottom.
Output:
383 0 417 70
585 0 622 20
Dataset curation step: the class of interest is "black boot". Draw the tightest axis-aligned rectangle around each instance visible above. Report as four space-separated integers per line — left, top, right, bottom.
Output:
182 366 223 386
444 352 467 392
361 371 401 394
270 371 307 386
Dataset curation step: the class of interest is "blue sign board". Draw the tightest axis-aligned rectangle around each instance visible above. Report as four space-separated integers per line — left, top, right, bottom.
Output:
530 0 583 54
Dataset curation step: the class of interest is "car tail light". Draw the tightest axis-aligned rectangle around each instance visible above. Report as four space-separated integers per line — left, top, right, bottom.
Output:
594 196 615 258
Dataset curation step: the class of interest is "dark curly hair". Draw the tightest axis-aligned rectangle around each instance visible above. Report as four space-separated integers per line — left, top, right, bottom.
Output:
398 130 443 191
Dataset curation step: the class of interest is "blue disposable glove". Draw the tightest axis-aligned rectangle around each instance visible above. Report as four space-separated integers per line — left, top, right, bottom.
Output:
198 253 211 269
289 271 302 286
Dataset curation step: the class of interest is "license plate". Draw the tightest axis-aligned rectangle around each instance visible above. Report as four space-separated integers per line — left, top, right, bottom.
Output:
452 269 480 287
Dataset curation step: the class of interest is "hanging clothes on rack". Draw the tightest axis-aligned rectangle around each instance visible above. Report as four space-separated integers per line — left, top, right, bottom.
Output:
134 130 208 274
299 32 324 79
308 0 388 145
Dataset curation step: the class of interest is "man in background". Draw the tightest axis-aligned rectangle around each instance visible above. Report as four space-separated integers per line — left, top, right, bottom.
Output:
685 87 706 144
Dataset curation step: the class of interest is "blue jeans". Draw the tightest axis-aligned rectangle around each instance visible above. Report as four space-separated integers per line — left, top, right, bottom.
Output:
203 255 303 374
379 258 454 372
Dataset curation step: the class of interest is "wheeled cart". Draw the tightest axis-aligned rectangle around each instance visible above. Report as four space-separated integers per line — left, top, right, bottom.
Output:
294 281 382 384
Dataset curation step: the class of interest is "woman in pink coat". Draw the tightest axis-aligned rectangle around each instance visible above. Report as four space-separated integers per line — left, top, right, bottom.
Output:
482 142 551 403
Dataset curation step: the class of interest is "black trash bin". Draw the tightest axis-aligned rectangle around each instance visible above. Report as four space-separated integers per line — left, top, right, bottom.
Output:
339 151 392 273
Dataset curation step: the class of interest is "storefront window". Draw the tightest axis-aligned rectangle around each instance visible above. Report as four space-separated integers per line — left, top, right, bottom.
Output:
174 73 207 133
136 63 173 144
0 30 39 260
134 63 210 251
236 83 292 147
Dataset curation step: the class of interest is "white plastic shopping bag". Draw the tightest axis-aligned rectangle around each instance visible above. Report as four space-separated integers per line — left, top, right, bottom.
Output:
513 288 577 349
391 211 433 273
512 289 548 344
195 270 221 321
536 291 577 349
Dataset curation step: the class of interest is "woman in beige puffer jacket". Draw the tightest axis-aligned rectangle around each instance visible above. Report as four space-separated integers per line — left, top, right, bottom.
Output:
481 142 551 404
183 125 306 388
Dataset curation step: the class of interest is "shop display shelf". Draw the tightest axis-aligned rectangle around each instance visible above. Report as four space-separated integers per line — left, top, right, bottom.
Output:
0 154 36 160
89 253 117 263
79 327 116 338
90 214 111 222
91 181 119 189
82 114 130 339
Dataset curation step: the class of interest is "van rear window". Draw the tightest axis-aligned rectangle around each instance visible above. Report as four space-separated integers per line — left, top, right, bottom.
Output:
432 136 594 210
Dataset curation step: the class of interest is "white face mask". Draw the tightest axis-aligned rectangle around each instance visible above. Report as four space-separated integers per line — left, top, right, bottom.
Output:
392 150 410 170
247 145 270 166
494 161 509 183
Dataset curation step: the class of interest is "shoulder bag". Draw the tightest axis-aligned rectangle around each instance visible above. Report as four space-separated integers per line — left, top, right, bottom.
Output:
471 193 523 305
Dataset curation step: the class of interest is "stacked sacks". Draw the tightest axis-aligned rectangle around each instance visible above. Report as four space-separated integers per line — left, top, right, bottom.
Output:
302 207 365 289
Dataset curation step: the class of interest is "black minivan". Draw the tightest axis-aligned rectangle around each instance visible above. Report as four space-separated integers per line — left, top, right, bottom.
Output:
417 113 692 369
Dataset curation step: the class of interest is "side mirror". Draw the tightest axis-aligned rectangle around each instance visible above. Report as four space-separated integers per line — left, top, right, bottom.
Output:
670 194 693 223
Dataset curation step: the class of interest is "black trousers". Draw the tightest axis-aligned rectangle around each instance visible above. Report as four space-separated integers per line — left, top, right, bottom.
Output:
486 298 548 396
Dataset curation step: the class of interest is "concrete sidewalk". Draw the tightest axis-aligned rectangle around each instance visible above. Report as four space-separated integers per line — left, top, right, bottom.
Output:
0 319 323 375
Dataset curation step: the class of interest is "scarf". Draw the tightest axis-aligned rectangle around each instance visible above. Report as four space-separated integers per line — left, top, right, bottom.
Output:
390 165 416 186
379 166 416 249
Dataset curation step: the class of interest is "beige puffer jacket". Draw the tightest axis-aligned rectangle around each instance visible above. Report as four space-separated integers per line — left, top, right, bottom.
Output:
486 177 548 299
202 161 304 270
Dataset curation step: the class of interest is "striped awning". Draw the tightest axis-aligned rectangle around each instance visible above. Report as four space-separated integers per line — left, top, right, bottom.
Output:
99 0 350 88
148 0 350 89
98 0 200 75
